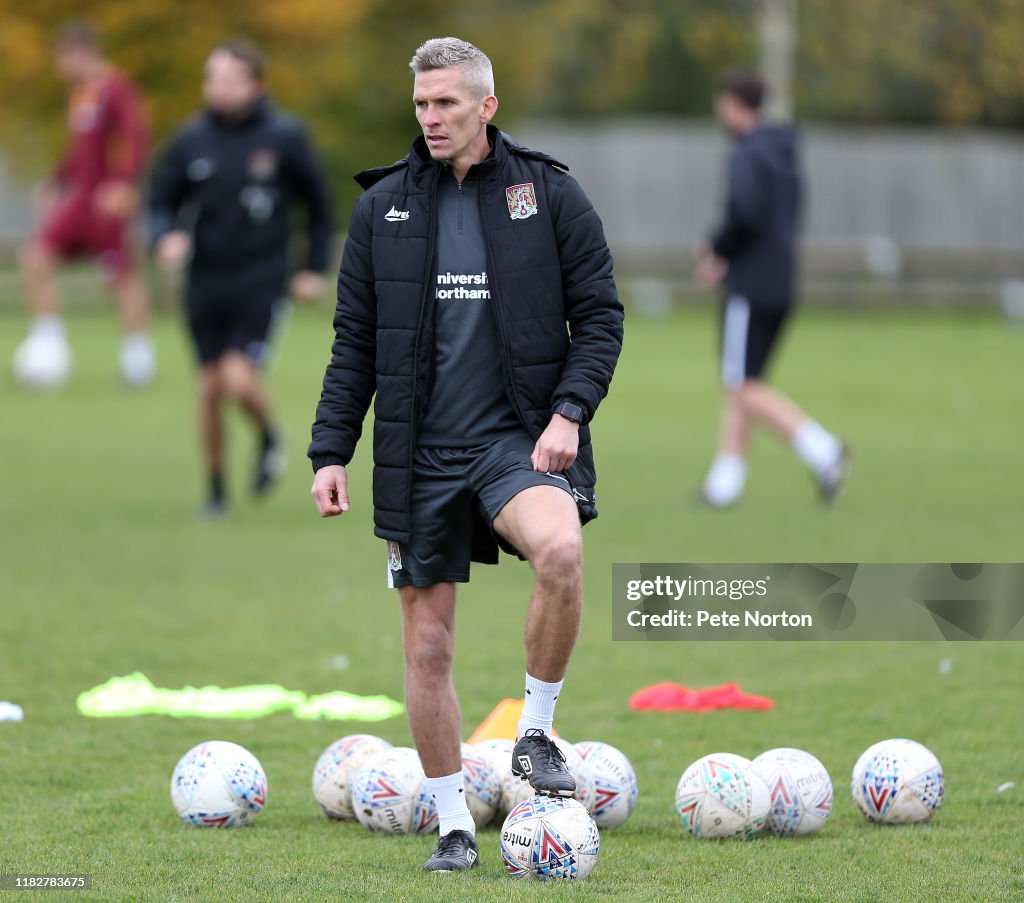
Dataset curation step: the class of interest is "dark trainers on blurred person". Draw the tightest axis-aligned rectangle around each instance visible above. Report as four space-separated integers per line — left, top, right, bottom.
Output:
422 829 479 872
817 442 851 505
199 497 229 520
253 428 286 495
512 729 576 797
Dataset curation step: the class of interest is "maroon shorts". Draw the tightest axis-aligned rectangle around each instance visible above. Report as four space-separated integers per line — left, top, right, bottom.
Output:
38 201 135 278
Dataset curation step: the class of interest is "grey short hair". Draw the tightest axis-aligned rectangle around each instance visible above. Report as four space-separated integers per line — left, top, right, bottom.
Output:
409 37 495 99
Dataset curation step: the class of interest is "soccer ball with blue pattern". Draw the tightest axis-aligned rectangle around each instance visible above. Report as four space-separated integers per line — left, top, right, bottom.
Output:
851 738 944 824
170 740 267 828
749 747 833 836
500 796 600 880
349 747 437 835
675 752 770 839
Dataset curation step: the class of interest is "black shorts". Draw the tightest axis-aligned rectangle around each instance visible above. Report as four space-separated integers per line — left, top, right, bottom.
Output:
718 295 790 388
185 289 287 367
386 431 574 589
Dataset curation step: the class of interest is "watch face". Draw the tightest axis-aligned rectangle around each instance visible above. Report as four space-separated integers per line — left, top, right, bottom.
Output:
559 402 583 423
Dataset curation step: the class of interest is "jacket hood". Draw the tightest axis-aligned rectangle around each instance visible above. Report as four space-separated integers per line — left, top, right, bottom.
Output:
743 124 799 161
354 125 567 190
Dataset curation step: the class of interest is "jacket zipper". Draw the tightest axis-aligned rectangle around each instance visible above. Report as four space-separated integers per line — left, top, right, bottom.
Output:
407 166 442 523
479 175 529 432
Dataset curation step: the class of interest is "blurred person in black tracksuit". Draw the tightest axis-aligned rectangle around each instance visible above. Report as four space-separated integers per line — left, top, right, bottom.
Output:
696 69 848 508
149 39 333 516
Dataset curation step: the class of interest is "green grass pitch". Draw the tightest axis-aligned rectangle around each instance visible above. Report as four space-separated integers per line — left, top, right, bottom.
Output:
1 295 1022 902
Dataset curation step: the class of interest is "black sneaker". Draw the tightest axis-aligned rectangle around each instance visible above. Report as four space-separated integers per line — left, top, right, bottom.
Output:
422 829 479 872
253 429 286 496
199 497 229 520
511 729 576 797
818 443 851 505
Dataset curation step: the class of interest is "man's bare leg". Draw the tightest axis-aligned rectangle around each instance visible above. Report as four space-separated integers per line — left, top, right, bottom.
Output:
399 581 476 847
112 270 156 386
701 387 751 506
494 484 582 796
199 363 226 514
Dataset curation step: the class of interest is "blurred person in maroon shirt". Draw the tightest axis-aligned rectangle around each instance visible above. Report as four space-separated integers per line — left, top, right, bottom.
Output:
14 20 156 388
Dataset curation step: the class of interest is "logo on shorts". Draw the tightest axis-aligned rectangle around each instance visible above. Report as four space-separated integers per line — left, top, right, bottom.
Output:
387 541 403 572
506 183 538 220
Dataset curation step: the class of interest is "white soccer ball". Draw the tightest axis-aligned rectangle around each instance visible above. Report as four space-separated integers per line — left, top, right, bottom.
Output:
349 747 437 835
675 752 770 839
552 737 597 812
500 796 600 881
851 738 944 824
476 738 533 819
749 747 833 836
12 333 72 389
170 740 267 827
461 743 502 828
574 741 639 828
312 734 393 820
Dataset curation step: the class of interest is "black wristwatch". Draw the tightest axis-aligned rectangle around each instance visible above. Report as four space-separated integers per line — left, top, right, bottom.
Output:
554 401 584 424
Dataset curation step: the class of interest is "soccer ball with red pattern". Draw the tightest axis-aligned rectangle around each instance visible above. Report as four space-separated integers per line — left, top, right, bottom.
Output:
349 747 438 835
574 741 638 828
500 796 600 881
749 747 833 836
312 734 393 820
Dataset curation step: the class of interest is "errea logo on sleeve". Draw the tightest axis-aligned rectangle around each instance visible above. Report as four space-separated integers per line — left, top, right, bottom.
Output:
385 206 410 222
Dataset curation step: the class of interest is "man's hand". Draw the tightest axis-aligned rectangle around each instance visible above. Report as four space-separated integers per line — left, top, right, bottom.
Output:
155 231 192 271
696 249 727 289
311 464 350 517
31 182 62 219
531 414 580 474
289 270 327 301
94 180 139 219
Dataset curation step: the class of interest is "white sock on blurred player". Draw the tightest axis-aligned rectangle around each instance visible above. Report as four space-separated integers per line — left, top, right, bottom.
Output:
517 674 562 737
424 771 474 837
119 331 156 387
792 420 842 476
702 453 746 506
31 314 66 339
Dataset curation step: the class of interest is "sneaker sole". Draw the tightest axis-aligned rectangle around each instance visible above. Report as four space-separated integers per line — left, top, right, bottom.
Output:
512 770 576 797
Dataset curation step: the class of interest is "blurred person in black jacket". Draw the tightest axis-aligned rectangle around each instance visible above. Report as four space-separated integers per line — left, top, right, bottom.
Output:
697 69 848 508
149 38 333 516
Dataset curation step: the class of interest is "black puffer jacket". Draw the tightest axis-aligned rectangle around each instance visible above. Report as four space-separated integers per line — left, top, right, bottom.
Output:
309 126 624 546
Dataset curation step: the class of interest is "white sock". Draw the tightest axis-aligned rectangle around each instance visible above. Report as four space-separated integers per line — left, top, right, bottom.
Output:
792 420 841 475
31 315 66 340
423 771 475 837
517 673 563 738
119 332 156 386
702 453 747 506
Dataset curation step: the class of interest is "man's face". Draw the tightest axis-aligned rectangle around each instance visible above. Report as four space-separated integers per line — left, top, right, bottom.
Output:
203 51 263 116
413 67 495 168
54 44 93 83
715 92 752 136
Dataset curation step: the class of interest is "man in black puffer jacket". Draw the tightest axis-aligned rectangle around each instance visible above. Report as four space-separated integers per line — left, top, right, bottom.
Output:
309 37 623 872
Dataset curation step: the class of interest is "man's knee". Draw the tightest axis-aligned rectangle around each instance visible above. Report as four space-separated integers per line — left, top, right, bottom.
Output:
403 618 454 677
400 586 455 678
199 366 222 405
531 528 583 588
219 355 255 400
19 242 53 274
